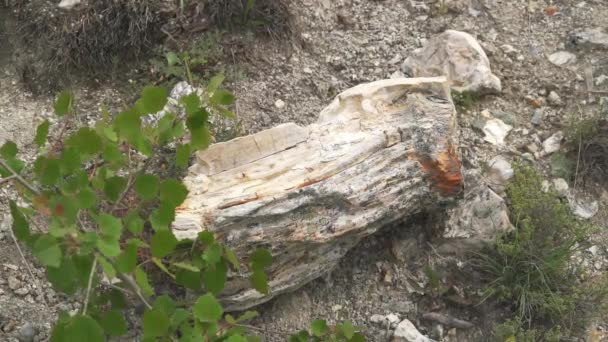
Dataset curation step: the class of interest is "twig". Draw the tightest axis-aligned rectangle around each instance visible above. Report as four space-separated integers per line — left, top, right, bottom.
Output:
7 220 48 306
82 255 98 314
0 175 16 185
105 258 153 310
0 158 41 195
421 312 474 329
110 156 155 213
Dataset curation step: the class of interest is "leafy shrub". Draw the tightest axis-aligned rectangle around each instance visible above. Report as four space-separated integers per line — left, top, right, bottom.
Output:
0 82 361 341
473 164 604 338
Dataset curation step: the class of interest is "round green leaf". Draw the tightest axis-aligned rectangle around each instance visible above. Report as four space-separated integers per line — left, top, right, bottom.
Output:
141 86 168 114
203 261 227 295
66 128 102 156
143 309 170 338
250 270 269 295
311 320 328 337
104 176 127 202
51 315 104 342
134 174 159 201
175 143 191 168
160 179 188 208
115 242 137 273
9 201 30 242
97 214 122 239
192 293 223 323
203 243 223 266
135 267 154 297
35 120 50 147
210 90 235 106
250 248 272 271
33 235 62 268
125 211 144 234
150 203 175 231
76 188 97 209
150 230 178 258
99 310 127 336
96 237 121 257
54 91 74 117
0 141 17 158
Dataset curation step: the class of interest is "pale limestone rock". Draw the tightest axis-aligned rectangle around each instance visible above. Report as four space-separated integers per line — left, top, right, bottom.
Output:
443 169 512 248
402 30 501 94
394 319 436 342
548 51 577 66
487 156 513 187
569 28 608 50
483 118 512 145
542 131 563 156
173 77 463 310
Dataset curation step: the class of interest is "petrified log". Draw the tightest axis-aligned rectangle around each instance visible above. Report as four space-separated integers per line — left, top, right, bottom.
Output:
173 77 463 310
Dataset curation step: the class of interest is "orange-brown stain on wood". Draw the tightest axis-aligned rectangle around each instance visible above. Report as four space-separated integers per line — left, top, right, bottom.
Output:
409 145 463 196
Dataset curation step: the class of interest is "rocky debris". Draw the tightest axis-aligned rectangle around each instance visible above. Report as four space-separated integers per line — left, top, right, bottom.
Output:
548 51 577 66
442 170 512 250
483 118 512 145
568 28 608 50
486 156 514 187
16 322 36 342
57 0 81 9
568 196 599 219
274 99 286 109
552 178 569 197
531 109 544 126
547 91 562 106
541 131 563 156
402 30 501 94
393 319 435 342
173 77 463 310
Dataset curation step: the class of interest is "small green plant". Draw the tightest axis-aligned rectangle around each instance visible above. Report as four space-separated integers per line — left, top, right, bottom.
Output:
289 320 365 342
150 32 224 85
0 83 362 341
452 91 480 111
473 164 603 337
493 318 561 342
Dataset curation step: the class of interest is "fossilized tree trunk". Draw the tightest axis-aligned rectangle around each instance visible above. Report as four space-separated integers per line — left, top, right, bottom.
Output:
173 77 463 311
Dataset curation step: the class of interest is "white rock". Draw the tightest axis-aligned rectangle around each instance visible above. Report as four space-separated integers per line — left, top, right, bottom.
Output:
569 28 608 50
444 170 512 243
402 30 501 94
500 44 518 55
58 0 81 9
548 51 577 66
386 313 401 326
391 70 406 79
542 131 563 155
274 99 286 109
588 245 599 256
370 314 387 324
394 319 435 342
483 118 512 145
595 75 608 86
547 91 562 106
568 196 599 219
552 178 569 197
303 67 313 74
487 156 513 186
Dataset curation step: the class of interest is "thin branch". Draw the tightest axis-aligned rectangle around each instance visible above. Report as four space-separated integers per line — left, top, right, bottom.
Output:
0 175 16 185
0 159 41 195
110 155 155 213
82 255 98 314
105 257 153 310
